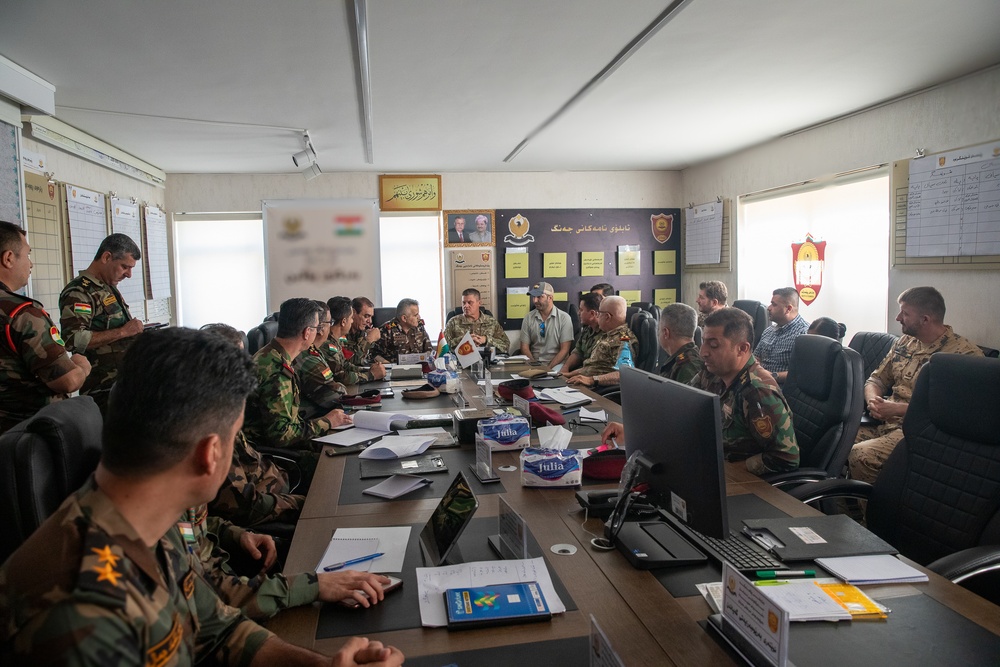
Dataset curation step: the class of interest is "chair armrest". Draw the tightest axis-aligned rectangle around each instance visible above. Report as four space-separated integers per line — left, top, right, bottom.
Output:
761 467 833 489
786 478 874 505
927 546 1000 585
255 448 304 493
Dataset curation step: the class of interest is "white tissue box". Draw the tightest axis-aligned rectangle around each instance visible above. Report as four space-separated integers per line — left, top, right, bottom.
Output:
477 415 531 451
520 448 582 487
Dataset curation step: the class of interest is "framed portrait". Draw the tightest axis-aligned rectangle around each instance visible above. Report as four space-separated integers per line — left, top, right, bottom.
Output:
444 209 495 247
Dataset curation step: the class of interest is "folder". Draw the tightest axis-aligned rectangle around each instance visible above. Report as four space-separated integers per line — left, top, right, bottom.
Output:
742 514 897 562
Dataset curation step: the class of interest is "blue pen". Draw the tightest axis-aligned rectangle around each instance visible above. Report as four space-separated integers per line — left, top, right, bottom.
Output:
562 408 581 415
324 552 384 572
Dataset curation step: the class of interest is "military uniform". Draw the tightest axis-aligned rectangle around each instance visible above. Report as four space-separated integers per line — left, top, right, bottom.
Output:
319 338 375 385
659 341 705 385
343 327 375 363
243 340 332 451
208 431 305 528
0 479 272 665
183 506 319 623
0 281 78 432
372 318 431 363
849 326 983 484
443 312 509 353
294 346 345 419
578 324 637 377
58 269 136 407
691 355 799 475
572 325 599 365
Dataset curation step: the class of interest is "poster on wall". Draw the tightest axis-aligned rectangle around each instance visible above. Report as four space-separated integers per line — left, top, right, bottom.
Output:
447 248 494 314
263 199 380 311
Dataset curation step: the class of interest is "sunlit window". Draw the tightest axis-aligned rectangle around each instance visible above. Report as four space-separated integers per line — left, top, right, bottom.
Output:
378 214 444 337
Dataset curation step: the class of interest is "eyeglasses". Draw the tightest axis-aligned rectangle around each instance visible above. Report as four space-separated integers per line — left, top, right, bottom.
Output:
319 320 332 326
539 322 546 338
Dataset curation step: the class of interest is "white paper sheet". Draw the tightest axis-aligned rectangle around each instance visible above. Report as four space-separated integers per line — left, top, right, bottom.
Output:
363 474 432 499
580 407 608 422
353 411 413 432
315 537 380 573
357 435 437 459
415 557 566 627
314 428 387 447
331 526 412 573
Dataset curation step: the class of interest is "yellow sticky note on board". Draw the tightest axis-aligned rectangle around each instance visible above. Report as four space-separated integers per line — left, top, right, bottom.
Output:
553 292 568 302
654 289 677 308
543 253 567 278
580 251 605 277
654 250 676 276
619 290 641 305
507 293 530 319
618 251 640 276
505 253 529 279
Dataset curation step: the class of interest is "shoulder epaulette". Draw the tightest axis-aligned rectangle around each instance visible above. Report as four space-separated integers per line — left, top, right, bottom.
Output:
75 524 128 607
80 276 92 288
308 346 321 357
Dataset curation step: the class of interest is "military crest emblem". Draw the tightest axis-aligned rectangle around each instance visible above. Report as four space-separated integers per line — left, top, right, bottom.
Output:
651 213 673 244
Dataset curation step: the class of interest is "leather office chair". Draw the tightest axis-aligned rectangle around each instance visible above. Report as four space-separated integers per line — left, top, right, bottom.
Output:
629 310 658 373
791 354 1000 603
733 299 768 350
0 396 103 562
372 307 396 328
978 344 999 358
848 331 899 381
632 302 662 323
566 303 581 337
248 320 279 354
762 335 864 489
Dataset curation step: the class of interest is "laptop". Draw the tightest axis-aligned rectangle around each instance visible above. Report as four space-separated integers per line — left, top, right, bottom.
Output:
418 471 480 566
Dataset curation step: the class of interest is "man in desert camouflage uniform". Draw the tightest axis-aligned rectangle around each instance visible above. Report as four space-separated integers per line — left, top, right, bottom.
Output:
0 327 403 666
567 296 637 388
243 298 351 452
560 292 602 376
342 296 380 362
691 308 798 475
58 233 145 411
372 297 432 363
294 301 346 419
323 297 386 385
0 221 91 431
443 288 509 353
849 286 982 484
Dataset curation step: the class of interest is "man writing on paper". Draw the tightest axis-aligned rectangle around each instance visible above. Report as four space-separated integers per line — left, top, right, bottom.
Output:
559 292 603 376
519 282 574 369
567 296 636 388
444 288 509 353
343 296 381 363
323 297 387 383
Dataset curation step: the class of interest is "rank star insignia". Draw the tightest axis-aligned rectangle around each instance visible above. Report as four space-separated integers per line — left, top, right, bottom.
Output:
93 561 123 587
91 544 120 568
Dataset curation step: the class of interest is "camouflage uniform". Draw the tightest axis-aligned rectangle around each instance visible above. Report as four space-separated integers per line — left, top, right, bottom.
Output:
58 270 136 408
443 312 510 353
208 431 305 528
578 324 637 377
319 338 375 385
294 346 345 419
849 326 983 484
0 478 272 665
343 327 375 363
572 325 600 365
372 318 431 363
243 340 332 451
659 341 705 385
183 506 319 623
0 281 78 432
691 355 799 475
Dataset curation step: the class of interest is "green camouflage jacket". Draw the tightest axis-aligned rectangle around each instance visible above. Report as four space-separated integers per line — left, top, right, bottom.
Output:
578 324 637 377
443 312 510 353
208 431 304 528
343 327 374 363
183 506 319 623
0 478 271 665
294 346 345 419
691 355 799 475
0 282 77 432
659 341 705 386
243 341 331 451
58 270 136 401
572 325 599 364
372 318 431 363
319 338 373 385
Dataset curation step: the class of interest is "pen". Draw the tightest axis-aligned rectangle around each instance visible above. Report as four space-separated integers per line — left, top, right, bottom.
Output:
562 408 580 415
324 552 384 572
611 437 620 449
755 569 815 579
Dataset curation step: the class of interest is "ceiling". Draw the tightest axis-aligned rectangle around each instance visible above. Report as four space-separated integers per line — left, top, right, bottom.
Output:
2 0 999 175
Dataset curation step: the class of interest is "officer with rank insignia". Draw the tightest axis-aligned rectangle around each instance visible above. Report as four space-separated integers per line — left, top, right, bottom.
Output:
0 327 404 665
372 298 432 363
567 296 637 387
342 296 381 362
58 233 145 411
654 303 705 385
0 221 91 432
559 292 602 376
295 300 347 419
443 288 509 353
322 297 386 384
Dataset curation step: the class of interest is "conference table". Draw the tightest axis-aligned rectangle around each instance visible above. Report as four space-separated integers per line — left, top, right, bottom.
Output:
265 365 1000 666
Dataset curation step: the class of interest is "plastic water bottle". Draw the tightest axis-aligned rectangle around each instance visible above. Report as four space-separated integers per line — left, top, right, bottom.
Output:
483 364 495 406
613 341 634 370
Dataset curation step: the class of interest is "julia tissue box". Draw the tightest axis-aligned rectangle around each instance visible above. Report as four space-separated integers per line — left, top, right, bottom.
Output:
427 369 459 393
520 448 582 487
477 414 530 451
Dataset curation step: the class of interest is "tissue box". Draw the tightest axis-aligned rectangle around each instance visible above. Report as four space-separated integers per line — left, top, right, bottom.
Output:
520 448 582 487
477 414 530 451
427 369 459 393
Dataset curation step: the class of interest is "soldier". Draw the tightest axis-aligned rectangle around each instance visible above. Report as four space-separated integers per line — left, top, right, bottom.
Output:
559 292 602 376
655 303 705 385
295 300 347 419
372 298 432 363
0 327 403 665
343 296 380 362
58 233 145 411
443 288 509 353
243 298 351 452
322 297 387 384
567 296 637 387
0 221 91 432
695 280 728 326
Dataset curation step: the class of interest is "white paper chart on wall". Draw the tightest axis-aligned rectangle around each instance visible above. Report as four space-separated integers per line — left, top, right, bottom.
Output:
66 185 107 276
144 298 172 325
143 205 171 300
110 198 146 309
684 201 723 265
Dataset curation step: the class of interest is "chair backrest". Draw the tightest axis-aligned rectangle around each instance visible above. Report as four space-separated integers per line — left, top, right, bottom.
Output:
629 310 658 373
0 396 103 562
978 344 999 358
566 303 581 337
372 307 396 328
625 306 640 326
781 335 864 478
448 306 494 321
247 320 279 355
732 299 768 349
867 354 1000 566
848 331 899 381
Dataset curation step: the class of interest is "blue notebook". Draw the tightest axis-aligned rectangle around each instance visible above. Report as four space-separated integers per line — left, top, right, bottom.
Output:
445 581 551 629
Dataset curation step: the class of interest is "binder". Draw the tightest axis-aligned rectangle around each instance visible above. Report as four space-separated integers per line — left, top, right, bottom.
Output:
742 514 897 561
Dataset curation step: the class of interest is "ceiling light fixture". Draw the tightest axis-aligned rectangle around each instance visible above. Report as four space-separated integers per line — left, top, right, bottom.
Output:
293 131 318 167
302 162 323 181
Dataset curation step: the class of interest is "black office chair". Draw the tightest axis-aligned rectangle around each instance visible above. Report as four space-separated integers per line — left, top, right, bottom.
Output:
733 299 768 350
790 354 1000 603
0 396 103 562
566 303 581 337
246 320 278 354
848 331 899 381
762 335 864 489
978 344 999 358
372 307 396 328
629 310 658 373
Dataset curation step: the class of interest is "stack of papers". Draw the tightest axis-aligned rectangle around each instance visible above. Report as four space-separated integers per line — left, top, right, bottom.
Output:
357 435 437 460
363 474 432 499
815 555 929 584
537 387 592 407
755 580 852 622
313 412 419 448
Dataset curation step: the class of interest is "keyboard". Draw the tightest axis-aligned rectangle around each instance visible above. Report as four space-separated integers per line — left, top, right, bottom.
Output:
685 525 785 572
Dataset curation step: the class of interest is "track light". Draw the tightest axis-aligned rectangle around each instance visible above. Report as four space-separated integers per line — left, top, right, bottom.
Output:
302 163 322 180
292 149 313 167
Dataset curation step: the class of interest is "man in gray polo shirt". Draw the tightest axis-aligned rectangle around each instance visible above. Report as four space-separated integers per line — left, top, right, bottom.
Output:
519 282 574 369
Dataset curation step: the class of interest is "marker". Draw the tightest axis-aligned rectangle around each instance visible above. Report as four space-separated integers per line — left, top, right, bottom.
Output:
755 569 815 579
324 552 384 572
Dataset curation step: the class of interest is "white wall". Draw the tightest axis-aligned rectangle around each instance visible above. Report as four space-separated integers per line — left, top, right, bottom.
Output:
681 66 1000 348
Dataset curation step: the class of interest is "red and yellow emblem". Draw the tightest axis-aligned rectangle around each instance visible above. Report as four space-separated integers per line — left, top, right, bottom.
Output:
650 213 673 244
456 340 475 355
752 416 774 439
768 610 779 633
791 234 826 305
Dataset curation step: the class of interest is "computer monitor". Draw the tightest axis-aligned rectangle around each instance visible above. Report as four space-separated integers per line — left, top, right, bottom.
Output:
619 366 728 539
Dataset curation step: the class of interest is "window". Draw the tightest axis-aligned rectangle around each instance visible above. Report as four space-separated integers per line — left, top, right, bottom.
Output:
378 214 444 336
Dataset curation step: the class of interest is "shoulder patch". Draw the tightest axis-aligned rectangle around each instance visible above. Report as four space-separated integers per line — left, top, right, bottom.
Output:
181 569 196 599
752 415 774 439
102 295 117 307
73 303 93 315
50 325 65 346
147 612 184 667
